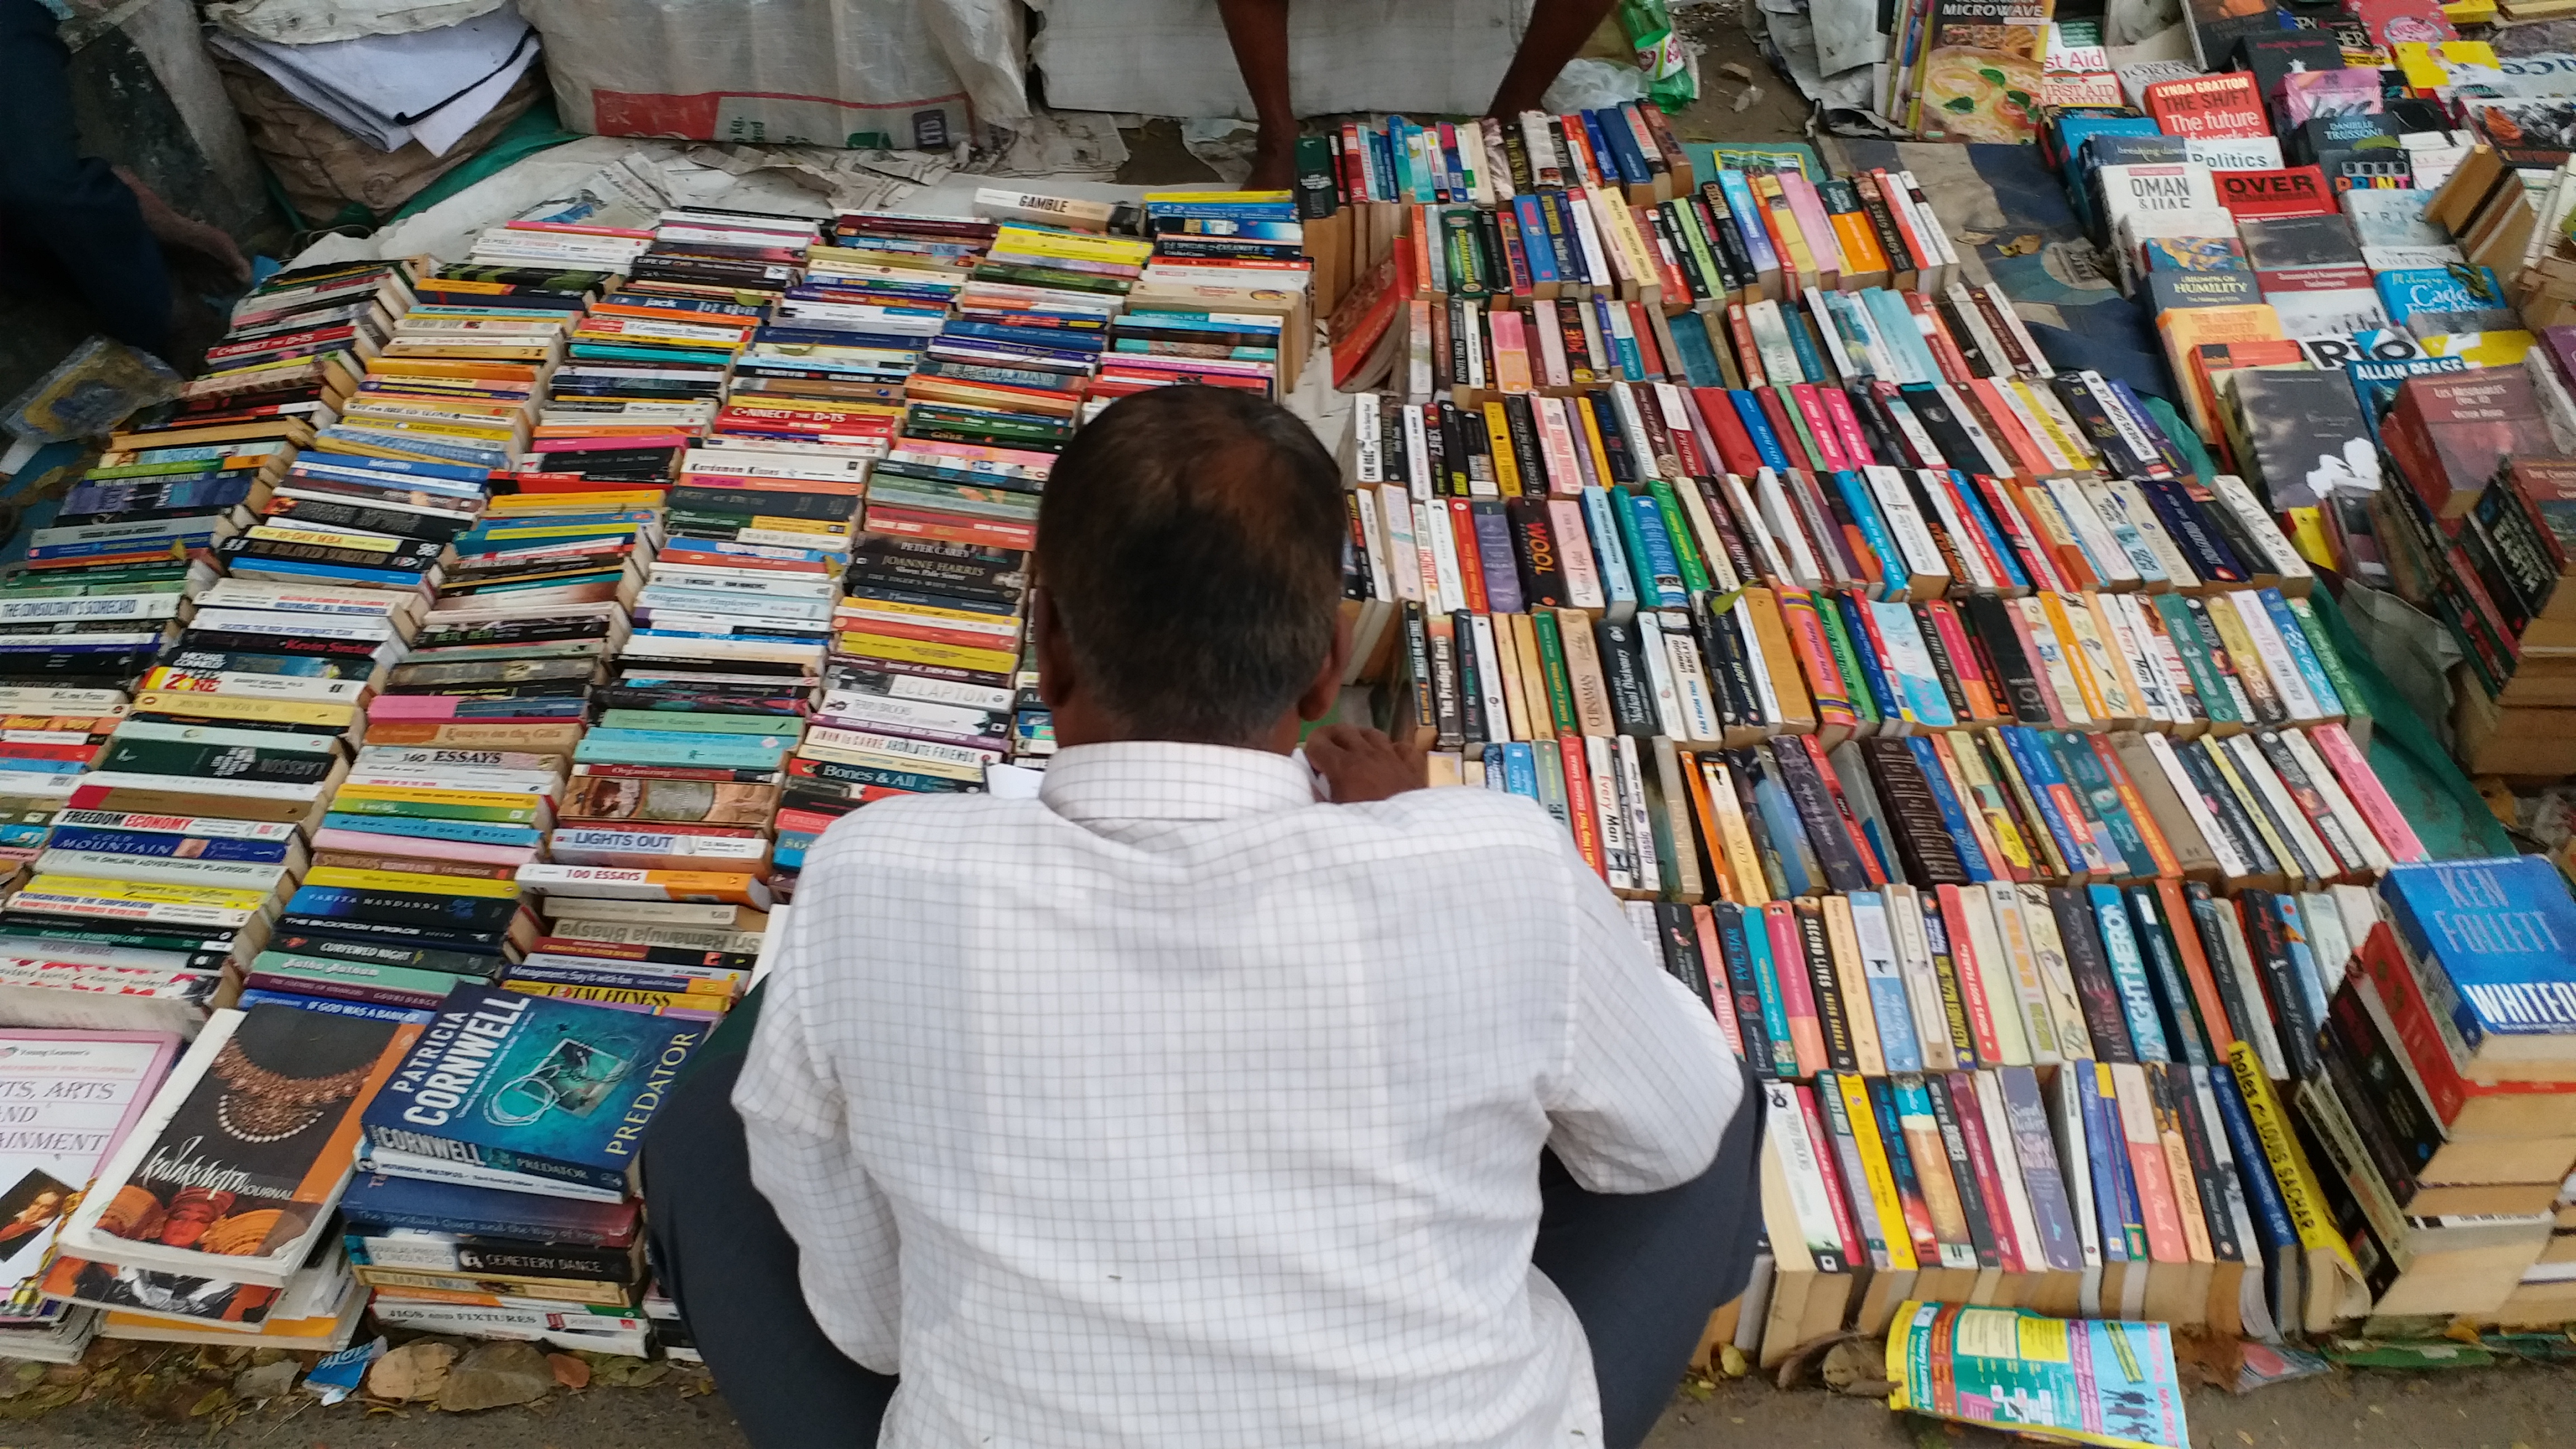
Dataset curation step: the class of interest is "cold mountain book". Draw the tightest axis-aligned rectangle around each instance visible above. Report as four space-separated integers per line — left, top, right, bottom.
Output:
50 1005 418 1287
358 986 707 1199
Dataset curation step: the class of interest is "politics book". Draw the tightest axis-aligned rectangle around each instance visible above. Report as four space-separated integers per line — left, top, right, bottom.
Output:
358 986 708 1198
51 1005 417 1287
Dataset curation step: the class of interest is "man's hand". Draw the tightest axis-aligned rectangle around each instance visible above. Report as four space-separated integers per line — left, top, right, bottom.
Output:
1304 724 1425 803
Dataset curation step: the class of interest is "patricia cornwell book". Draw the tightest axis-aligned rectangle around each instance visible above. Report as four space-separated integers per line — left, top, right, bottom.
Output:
361 986 705 1196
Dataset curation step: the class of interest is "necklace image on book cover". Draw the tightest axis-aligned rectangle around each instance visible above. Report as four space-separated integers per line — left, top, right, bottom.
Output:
54 1006 416 1286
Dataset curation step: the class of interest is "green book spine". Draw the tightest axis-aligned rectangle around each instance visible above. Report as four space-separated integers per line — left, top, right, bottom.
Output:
1531 609 1579 735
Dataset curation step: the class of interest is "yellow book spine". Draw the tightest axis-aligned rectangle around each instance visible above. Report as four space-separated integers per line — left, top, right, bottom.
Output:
1483 402 1525 496
1824 894 1884 1075
836 633 1017 674
302 866 521 899
332 784 546 813
1703 759 1772 908
992 228 1155 267
130 692 359 728
2040 592 2113 723
2228 1042 2363 1268
1838 1070 1917 1272
27 874 273 911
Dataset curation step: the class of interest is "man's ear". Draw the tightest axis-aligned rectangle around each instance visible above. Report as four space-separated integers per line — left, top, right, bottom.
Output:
1295 610 1352 722
1032 587 1077 712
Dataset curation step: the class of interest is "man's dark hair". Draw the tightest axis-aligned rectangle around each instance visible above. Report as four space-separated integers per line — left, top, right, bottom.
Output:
1035 385 1344 745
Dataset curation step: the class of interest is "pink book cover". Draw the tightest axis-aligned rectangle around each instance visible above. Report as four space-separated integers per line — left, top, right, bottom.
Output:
1777 172 1845 281
2308 723 2427 863
1766 901 1828 1079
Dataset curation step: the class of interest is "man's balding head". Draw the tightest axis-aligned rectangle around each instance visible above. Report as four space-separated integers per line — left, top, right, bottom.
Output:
1033 385 1347 748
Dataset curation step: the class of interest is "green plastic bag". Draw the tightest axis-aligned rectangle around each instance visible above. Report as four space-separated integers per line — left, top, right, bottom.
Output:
1618 0 1697 111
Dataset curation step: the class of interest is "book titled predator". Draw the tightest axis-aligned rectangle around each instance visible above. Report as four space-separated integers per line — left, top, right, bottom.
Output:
359 985 707 1197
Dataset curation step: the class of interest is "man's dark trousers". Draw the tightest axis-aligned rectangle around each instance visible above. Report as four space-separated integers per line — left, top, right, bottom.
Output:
0 0 172 354
647 987 1766 1449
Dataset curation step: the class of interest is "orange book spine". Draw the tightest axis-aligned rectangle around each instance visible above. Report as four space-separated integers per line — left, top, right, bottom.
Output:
1557 734 1607 879
1937 884 2006 1065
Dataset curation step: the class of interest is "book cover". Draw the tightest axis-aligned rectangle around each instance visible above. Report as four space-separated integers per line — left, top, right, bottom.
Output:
2224 368 2380 509
361 985 708 1196
54 1006 416 1287
2146 72 2268 140
0 1031 179 1300
2216 167 2334 222
2380 856 2576 1049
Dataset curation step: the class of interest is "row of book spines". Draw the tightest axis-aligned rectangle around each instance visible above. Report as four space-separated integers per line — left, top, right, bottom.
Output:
1349 378 2288 596
1318 108 1689 211
1366 519 2356 756
1385 171 1954 321
1760 1054 2298 1308
1629 873 2367 1090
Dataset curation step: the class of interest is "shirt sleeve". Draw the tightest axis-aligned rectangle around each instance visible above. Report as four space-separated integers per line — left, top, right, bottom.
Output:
733 907 905 1372
1540 834 1740 1193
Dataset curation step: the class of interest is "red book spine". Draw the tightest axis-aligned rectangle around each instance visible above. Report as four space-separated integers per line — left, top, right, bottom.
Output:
1945 1072 2025 1272
1768 900 1828 1079
1797 1082 1867 1268
1938 885 2007 1064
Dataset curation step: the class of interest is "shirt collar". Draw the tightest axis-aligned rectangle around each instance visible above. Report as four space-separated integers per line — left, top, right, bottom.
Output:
1038 741 1319 823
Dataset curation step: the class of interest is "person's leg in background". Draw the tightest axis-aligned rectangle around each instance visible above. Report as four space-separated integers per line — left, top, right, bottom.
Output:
1219 0 1623 192
0 0 174 356
1534 1060 1767 1449
645 993 899 1449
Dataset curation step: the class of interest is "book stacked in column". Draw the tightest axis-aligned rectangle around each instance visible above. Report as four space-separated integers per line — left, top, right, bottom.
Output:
1100 188 1310 402
779 210 1041 853
0 261 432 1035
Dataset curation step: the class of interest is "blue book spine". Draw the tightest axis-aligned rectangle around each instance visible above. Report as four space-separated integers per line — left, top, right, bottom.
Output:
1480 742 1509 790
572 731 792 769
1831 470 1902 596
1729 392 1792 471
1782 308 1829 383
2260 589 2342 717
1739 907 1797 1077
0 759 91 776
1997 726 2092 875
319 429 509 469
2074 1063 2130 1264
28 533 218 561
1501 740 1541 801
1751 775 1817 898
1624 493 1688 607
2053 733 2154 879
1514 196 1559 287
2087 883 2172 1063
2208 1066 2297 1249
1868 600 1956 728
1666 310 1726 389
1903 736 1994 882
1579 487 1639 616
1470 504 1526 614
1942 468 2030 591
1863 289 1939 383
321 811 542 849
236 987 433 1025
1856 892 1925 1072
1717 171 1778 275
1834 591 1903 724
2272 894 2331 1035
224 557 432 588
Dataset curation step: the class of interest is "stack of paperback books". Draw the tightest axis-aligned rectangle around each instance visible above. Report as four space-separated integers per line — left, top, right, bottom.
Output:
1103 188 1311 399
349 983 703 1349
37 1002 416 1350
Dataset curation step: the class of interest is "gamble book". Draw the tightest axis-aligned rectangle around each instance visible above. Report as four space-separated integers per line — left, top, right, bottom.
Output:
51 1005 418 1287
358 986 708 1198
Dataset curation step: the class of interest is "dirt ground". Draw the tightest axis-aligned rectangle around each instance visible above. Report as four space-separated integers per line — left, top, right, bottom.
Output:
0 1361 2566 1448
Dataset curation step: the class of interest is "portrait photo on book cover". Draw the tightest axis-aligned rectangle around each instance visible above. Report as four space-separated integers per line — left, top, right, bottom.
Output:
0 1168 73 1269
103 1007 400 1259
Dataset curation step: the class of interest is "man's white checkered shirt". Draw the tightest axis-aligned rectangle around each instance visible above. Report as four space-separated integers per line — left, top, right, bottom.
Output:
735 740 1742 1447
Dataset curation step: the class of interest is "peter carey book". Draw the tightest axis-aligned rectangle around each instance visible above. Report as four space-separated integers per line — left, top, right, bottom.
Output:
358 985 706 1198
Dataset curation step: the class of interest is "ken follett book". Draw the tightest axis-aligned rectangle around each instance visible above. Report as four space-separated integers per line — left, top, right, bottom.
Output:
360 986 707 1196
2380 856 2576 1052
